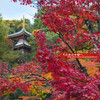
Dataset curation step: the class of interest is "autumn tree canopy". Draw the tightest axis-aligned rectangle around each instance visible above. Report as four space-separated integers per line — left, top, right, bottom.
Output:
0 0 100 100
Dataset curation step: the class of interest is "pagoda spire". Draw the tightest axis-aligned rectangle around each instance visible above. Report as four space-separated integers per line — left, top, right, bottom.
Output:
22 16 25 30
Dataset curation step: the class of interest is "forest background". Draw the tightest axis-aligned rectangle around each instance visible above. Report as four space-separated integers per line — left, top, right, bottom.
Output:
0 0 100 100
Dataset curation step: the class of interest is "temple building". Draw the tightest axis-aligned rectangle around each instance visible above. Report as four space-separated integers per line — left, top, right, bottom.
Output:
8 16 31 54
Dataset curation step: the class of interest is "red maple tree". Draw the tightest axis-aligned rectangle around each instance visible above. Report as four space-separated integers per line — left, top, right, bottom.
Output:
0 0 100 99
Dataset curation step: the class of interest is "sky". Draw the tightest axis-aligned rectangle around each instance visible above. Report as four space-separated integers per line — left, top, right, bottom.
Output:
0 0 37 23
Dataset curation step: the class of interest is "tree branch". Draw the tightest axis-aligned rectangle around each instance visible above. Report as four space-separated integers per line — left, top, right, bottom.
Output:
58 32 89 77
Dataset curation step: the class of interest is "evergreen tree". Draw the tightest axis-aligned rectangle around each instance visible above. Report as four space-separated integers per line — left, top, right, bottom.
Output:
0 15 20 65
0 15 9 59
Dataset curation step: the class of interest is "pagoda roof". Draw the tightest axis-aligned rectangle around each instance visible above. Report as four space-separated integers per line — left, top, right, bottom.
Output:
15 41 30 47
14 43 31 49
13 39 31 49
8 29 31 38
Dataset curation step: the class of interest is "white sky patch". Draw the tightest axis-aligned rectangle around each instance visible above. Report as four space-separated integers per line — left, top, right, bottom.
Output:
0 0 37 23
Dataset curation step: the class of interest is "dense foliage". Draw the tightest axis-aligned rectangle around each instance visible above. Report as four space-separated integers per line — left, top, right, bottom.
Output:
4 18 33 34
0 0 100 100
33 31 100 100
0 16 20 64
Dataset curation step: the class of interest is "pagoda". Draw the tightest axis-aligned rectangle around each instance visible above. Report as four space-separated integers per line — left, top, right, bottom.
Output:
8 16 31 54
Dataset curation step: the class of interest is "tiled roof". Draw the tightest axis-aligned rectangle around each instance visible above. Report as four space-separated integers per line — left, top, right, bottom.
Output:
15 39 30 47
8 30 31 38
15 42 30 47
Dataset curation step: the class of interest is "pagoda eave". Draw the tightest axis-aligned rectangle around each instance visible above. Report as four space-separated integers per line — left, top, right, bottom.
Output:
14 44 31 49
8 30 31 39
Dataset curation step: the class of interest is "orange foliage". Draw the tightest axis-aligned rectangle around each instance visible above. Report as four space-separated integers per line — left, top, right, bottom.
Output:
79 59 100 76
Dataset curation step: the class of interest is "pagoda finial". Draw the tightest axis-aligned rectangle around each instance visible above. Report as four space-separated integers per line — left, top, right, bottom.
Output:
22 15 25 30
